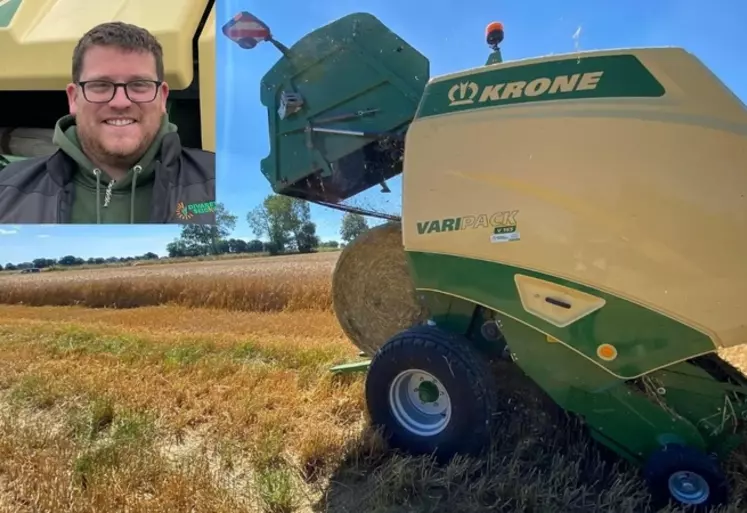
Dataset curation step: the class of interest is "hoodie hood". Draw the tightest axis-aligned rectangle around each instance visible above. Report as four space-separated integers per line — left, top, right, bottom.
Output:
52 113 178 224
52 113 177 188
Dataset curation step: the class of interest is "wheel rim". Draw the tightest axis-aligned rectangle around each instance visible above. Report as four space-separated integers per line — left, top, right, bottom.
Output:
388 369 451 437
668 470 710 505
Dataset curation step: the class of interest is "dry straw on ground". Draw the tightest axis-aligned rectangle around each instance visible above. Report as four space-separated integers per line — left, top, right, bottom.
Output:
0 253 746 512
331 222 430 355
0 305 745 513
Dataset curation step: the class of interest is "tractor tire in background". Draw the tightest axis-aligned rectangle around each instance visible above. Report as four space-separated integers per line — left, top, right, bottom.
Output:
332 221 430 356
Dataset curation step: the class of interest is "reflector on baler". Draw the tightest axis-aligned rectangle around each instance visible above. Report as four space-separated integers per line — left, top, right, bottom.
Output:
254 13 430 203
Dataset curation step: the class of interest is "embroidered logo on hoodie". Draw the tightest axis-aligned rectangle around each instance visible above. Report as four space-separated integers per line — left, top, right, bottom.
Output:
176 200 216 220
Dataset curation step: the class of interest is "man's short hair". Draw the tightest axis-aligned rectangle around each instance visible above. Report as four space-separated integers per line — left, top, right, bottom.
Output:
71 21 165 82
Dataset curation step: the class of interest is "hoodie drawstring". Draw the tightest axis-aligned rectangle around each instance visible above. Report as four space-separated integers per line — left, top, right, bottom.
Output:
93 165 143 224
131 165 142 224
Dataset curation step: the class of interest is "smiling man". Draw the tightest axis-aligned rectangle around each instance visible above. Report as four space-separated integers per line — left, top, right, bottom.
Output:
0 21 215 224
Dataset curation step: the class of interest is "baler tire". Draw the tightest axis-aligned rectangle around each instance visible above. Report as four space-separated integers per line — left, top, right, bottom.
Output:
642 444 729 511
365 325 499 462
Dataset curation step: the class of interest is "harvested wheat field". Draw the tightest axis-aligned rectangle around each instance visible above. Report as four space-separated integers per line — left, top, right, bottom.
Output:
0 254 746 513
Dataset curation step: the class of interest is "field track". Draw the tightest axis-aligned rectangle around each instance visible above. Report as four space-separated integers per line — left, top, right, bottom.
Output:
0 253 745 512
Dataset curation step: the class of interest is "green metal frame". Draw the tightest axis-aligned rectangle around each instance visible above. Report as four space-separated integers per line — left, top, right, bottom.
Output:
411 289 747 465
330 359 371 374
498 314 747 462
331 350 372 374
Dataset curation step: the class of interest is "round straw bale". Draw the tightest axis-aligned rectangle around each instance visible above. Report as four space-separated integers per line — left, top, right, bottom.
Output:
332 221 430 356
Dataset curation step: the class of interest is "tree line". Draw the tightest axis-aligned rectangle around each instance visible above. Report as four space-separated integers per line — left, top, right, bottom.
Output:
1 194 372 271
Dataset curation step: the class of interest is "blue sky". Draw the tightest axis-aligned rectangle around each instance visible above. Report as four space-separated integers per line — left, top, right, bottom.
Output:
3 0 745 264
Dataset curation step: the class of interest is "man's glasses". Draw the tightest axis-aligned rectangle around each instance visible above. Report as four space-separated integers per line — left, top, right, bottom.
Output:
77 80 162 103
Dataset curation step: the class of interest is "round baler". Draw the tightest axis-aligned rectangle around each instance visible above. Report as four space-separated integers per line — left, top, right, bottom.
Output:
232 12 747 510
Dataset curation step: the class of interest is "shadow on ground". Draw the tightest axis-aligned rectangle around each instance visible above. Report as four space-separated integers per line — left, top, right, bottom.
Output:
314 361 747 513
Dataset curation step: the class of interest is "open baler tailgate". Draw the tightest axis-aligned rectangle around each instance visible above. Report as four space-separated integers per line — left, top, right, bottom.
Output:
257 13 429 204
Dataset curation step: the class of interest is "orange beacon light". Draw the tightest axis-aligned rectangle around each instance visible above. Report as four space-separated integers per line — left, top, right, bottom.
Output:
486 21 504 50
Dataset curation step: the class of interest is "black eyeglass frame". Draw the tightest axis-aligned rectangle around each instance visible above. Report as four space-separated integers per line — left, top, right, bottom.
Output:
76 79 164 104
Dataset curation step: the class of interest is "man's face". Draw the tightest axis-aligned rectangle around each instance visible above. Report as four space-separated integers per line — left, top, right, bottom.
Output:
65 45 169 169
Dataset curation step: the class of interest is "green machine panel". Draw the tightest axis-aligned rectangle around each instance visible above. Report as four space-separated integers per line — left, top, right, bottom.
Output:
258 13 430 203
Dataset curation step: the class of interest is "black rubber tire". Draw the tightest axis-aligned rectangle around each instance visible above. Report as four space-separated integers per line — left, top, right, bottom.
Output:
643 444 729 511
364 325 499 461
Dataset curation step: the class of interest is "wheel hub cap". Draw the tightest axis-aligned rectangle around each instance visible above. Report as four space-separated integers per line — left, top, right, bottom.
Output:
668 471 710 505
388 369 451 437
417 380 439 403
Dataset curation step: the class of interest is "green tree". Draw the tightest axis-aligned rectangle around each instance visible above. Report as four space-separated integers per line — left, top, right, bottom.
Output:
165 240 186 258
58 255 84 266
296 221 320 253
32 258 56 269
247 194 317 254
340 212 369 243
246 239 264 252
227 238 248 253
166 239 203 258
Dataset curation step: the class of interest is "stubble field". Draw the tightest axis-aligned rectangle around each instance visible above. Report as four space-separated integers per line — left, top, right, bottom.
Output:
0 252 745 513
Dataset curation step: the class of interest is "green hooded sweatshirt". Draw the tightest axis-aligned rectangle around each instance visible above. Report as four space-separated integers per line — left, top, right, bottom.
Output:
51 114 178 224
